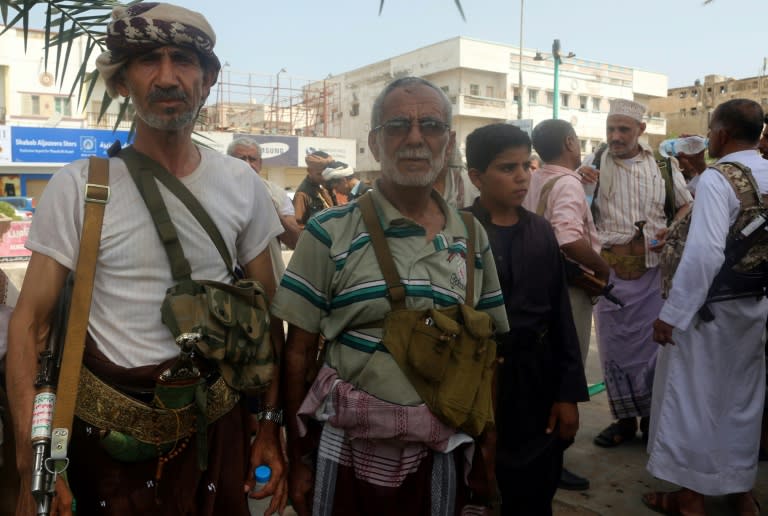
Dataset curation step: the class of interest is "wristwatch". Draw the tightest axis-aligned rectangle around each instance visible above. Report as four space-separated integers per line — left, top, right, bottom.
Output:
256 408 284 426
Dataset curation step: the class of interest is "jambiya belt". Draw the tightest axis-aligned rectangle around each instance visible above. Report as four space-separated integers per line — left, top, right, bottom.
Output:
75 367 239 445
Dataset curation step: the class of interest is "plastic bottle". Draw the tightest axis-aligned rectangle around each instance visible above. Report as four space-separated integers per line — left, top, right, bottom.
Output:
248 465 272 516
658 136 708 158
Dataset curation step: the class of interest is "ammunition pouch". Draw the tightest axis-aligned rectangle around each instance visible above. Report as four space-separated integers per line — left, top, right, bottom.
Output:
75 367 239 462
381 304 497 437
161 278 274 395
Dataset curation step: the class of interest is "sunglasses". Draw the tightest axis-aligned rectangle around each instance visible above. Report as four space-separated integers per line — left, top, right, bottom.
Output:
373 117 450 139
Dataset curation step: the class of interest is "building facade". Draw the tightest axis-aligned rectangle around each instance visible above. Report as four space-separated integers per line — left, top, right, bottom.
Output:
317 37 669 173
649 74 768 138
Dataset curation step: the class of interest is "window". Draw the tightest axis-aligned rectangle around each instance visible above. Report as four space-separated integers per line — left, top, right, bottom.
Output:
678 91 687 99
560 93 570 108
592 97 601 112
441 86 450 94
512 87 520 102
54 97 71 117
680 108 686 117
720 85 727 94
546 91 554 106
350 102 359 117
591 140 601 152
528 89 539 104
691 107 698 115
579 95 588 110
579 140 587 152
469 84 479 96
21 94 40 115
486 86 494 97
691 89 699 98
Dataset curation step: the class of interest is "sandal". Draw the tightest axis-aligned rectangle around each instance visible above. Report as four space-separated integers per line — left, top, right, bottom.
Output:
641 491 705 516
593 421 636 448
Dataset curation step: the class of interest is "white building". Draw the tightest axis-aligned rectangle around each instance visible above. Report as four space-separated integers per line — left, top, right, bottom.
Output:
321 37 669 173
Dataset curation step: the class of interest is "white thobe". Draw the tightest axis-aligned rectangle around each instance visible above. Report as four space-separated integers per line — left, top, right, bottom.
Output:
647 149 768 495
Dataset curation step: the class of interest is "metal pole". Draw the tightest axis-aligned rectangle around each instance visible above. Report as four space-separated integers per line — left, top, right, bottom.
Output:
553 55 560 119
517 0 524 120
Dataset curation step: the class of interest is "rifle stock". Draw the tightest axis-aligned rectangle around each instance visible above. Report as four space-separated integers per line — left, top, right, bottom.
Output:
564 258 625 307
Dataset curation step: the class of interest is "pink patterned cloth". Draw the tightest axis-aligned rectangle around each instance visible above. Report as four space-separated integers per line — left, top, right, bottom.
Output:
297 365 474 487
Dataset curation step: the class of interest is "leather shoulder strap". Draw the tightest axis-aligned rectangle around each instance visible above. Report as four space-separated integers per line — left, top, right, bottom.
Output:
357 192 406 310
536 175 567 217
460 211 476 307
51 157 110 458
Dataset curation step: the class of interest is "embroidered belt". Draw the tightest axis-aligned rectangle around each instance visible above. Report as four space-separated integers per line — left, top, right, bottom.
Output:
601 246 647 280
75 367 240 445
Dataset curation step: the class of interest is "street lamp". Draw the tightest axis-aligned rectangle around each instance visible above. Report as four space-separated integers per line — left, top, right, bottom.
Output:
517 0 524 120
534 39 575 119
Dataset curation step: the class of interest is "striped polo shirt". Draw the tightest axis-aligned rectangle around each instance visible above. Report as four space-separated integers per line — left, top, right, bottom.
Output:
271 188 509 406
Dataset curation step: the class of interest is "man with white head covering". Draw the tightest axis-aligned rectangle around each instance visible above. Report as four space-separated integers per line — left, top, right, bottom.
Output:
322 161 371 203
579 99 692 449
6 3 287 515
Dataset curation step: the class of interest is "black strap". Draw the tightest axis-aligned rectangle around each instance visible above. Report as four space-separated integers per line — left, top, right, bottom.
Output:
119 146 235 281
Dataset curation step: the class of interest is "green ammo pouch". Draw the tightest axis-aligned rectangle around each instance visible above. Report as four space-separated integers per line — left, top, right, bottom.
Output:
358 193 497 437
121 147 275 395
161 278 274 394
382 304 496 437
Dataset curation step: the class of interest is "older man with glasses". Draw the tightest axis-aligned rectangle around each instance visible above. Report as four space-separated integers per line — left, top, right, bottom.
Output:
272 76 509 515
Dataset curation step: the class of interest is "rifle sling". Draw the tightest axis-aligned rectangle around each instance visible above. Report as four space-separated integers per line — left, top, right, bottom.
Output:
51 157 110 459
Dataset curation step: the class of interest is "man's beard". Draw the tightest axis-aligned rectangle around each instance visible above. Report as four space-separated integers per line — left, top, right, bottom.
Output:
380 146 445 187
134 88 196 131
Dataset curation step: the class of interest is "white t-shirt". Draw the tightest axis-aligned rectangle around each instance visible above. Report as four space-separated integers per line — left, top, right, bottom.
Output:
27 146 283 368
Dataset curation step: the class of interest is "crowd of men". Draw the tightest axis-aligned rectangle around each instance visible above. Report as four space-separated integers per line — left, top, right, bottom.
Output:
0 3 765 516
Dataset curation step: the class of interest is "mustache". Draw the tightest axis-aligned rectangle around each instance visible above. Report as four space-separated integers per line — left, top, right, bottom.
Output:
395 148 432 161
147 88 187 103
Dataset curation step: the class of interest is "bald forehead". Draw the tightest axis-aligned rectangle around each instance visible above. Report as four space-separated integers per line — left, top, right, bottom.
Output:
379 84 449 122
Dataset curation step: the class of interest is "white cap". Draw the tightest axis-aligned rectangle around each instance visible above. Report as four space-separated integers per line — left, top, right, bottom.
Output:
608 99 646 122
322 162 354 181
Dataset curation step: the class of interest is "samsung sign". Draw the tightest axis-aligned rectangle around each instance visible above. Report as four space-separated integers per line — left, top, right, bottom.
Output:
235 134 297 167
11 127 131 163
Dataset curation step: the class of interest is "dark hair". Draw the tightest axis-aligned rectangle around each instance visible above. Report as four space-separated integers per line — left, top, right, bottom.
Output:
712 99 764 143
465 123 531 173
531 119 576 162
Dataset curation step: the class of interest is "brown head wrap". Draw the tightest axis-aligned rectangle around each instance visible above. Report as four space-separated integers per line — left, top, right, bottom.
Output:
95 2 220 98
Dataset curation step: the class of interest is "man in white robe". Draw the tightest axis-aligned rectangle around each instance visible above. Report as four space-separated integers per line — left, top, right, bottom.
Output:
645 99 768 515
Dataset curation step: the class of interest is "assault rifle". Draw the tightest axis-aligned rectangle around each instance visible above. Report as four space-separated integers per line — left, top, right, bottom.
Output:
30 274 73 516
564 259 625 307
697 213 768 322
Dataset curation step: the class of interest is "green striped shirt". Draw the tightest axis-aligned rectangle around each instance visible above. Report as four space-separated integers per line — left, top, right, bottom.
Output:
271 189 509 405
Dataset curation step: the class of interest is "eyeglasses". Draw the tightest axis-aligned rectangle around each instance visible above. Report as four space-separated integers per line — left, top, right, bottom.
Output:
236 155 260 163
373 117 450 139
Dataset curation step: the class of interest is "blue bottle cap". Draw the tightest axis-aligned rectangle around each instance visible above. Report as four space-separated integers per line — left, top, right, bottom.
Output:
254 465 272 484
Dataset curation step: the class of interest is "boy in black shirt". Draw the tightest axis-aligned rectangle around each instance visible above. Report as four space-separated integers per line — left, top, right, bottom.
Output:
464 123 589 515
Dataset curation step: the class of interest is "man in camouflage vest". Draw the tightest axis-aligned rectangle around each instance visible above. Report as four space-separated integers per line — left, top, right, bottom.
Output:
644 99 767 515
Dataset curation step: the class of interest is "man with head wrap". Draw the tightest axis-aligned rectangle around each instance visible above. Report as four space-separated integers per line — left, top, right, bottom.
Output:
294 149 336 226
5 3 287 515
578 99 692 450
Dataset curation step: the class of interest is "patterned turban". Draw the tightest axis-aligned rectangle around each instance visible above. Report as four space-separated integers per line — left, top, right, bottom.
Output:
608 99 646 122
95 3 221 98
305 149 334 169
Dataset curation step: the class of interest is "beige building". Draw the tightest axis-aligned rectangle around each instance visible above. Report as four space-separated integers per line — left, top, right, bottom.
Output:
649 74 768 139
318 37 670 173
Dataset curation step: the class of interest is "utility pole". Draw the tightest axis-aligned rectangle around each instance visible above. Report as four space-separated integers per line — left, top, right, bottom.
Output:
517 0 524 120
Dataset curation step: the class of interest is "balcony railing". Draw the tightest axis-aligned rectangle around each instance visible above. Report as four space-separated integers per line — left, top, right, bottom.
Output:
450 94 508 119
